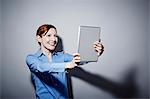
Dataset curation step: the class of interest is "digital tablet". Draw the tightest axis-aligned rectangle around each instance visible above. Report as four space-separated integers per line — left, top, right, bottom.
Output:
77 26 101 62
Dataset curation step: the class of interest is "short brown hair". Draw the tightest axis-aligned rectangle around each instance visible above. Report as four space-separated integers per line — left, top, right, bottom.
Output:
36 24 57 37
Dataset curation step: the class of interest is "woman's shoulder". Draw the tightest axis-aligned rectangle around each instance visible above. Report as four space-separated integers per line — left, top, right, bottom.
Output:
26 53 37 61
26 50 42 58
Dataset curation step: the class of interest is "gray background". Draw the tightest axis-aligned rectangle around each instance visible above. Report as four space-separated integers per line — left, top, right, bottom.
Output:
0 0 149 98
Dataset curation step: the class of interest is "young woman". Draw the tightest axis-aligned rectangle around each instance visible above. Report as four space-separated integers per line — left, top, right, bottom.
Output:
26 24 104 99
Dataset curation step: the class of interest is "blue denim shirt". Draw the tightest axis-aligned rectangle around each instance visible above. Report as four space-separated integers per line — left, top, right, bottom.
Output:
26 50 73 99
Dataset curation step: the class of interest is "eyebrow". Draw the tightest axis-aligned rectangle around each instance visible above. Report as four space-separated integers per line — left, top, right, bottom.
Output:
42 31 48 36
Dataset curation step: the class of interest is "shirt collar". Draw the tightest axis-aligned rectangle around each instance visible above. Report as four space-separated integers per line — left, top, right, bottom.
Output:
35 49 43 57
35 49 57 57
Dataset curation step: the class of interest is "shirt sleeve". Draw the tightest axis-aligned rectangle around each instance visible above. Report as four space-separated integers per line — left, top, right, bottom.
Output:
26 55 65 73
64 53 74 62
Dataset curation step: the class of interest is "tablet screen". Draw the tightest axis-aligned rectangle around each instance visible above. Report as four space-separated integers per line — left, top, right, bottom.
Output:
77 26 100 62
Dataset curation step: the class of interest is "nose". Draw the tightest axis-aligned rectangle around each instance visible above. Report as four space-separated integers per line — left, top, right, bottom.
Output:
51 36 56 41
50 36 57 44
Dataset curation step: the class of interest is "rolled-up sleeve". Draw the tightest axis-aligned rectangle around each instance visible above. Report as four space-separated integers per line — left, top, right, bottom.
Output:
26 55 65 73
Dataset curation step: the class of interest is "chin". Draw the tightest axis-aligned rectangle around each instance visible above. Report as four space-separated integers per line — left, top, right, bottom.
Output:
49 46 56 51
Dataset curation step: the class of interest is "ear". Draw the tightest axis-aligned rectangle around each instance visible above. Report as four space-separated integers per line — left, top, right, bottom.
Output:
36 35 42 43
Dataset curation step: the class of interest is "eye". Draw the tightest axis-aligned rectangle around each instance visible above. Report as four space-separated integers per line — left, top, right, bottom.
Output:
47 34 51 37
54 34 58 37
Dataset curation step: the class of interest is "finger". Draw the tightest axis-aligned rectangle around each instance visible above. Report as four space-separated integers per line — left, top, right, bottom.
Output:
94 46 103 50
74 59 81 63
93 44 96 48
93 43 102 48
93 44 101 49
99 49 104 56
95 48 101 52
74 56 81 60
95 44 104 49
94 43 103 47
95 47 104 54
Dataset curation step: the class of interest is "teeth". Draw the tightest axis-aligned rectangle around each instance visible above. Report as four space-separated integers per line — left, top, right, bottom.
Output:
48 42 55 46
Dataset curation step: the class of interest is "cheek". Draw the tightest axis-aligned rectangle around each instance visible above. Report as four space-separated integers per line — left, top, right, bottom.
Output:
44 37 49 42
41 38 49 44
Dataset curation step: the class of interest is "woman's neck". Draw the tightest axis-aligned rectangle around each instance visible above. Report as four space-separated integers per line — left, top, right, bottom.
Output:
41 45 52 59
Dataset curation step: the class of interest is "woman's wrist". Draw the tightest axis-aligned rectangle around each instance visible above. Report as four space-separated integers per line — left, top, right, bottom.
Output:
65 61 77 69
65 62 69 69
65 62 72 69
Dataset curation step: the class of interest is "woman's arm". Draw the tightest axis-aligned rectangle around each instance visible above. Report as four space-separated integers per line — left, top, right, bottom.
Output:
26 54 80 73
26 55 66 73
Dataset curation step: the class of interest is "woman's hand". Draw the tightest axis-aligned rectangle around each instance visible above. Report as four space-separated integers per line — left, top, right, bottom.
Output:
93 41 104 56
65 53 81 69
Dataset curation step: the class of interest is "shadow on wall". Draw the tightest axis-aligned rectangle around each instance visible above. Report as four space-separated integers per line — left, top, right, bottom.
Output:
67 66 138 98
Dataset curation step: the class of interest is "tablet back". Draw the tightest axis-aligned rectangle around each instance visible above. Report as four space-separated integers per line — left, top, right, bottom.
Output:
77 26 100 62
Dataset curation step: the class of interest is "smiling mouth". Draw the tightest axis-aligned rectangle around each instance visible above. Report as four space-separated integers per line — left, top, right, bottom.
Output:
48 42 56 46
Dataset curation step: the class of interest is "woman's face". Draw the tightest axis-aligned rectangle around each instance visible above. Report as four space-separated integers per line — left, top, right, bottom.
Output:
38 28 58 51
